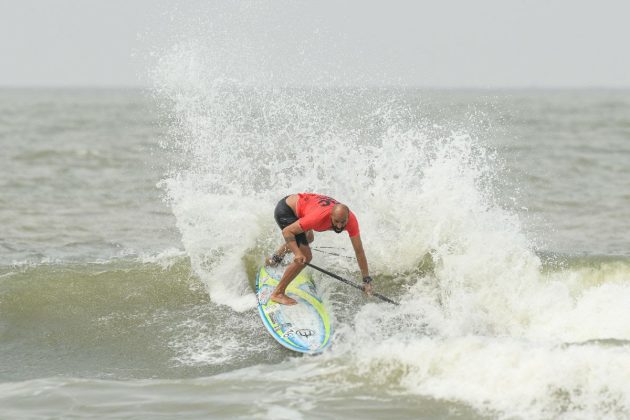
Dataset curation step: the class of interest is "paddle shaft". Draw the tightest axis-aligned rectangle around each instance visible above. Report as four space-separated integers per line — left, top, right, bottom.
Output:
312 248 355 261
305 262 399 305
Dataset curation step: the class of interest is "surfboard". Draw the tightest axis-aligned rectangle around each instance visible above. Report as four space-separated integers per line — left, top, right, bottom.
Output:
255 265 332 353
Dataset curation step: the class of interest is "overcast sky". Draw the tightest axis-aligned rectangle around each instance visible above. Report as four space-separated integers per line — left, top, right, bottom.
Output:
1 0 629 88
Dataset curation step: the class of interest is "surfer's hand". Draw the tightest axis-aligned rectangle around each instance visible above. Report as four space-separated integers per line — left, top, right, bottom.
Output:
294 253 307 265
362 282 373 295
362 276 373 295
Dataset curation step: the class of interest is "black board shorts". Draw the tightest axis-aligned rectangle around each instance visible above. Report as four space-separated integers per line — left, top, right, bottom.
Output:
274 196 309 247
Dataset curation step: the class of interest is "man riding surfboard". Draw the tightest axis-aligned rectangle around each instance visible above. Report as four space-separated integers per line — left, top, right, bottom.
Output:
266 193 373 305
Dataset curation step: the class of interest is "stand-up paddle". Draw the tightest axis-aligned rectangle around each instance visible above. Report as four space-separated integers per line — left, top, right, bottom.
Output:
306 262 399 305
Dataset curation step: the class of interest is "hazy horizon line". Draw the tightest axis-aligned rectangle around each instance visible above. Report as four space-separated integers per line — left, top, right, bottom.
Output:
2 84 630 91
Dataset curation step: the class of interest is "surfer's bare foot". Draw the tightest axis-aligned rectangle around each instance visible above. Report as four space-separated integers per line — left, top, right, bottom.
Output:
270 293 297 305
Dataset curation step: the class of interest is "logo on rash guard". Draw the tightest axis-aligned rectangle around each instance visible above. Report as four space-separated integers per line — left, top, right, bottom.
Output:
317 196 338 207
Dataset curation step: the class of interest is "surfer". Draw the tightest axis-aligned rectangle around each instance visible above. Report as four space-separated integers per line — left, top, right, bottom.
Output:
266 193 373 305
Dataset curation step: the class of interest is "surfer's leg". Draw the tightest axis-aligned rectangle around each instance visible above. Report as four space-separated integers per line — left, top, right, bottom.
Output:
266 231 310 267
267 196 299 267
270 243 312 305
271 230 310 261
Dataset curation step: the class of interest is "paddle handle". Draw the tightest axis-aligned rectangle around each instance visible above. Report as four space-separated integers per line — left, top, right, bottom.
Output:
305 262 399 306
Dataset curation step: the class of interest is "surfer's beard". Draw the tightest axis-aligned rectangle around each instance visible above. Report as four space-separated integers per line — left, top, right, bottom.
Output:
332 225 344 233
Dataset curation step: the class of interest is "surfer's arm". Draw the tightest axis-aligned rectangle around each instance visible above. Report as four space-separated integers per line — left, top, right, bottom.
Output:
282 221 306 262
350 235 369 277
350 235 372 295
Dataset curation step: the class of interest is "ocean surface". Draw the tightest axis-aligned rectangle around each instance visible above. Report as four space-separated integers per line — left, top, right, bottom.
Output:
1 86 630 419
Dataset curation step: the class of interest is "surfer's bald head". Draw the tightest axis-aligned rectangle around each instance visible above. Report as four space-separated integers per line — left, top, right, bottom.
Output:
331 204 349 233
332 203 349 219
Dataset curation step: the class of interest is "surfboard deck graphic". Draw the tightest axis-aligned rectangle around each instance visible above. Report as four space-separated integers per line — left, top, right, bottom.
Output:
256 265 332 353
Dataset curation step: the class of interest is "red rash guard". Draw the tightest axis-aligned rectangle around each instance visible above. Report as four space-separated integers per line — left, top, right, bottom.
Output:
296 193 360 237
